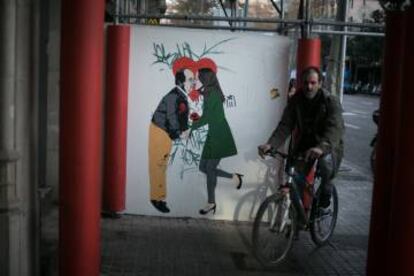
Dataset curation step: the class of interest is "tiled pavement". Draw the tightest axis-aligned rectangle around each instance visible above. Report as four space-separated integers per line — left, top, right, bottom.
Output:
41 160 373 276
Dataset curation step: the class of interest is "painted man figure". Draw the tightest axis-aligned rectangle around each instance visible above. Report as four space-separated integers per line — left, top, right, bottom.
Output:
149 57 196 213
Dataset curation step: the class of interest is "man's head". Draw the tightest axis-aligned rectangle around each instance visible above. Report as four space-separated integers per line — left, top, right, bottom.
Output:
302 66 322 99
173 57 197 93
175 69 195 92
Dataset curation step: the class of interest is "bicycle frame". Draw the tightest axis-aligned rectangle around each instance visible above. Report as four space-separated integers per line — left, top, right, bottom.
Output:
280 158 319 227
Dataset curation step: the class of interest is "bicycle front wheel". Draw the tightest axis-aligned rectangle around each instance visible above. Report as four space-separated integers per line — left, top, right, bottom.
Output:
252 194 296 267
310 185 339 246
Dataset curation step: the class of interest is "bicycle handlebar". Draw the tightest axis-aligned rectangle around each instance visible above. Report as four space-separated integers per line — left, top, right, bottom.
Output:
258 146 322 164
258 146 288 159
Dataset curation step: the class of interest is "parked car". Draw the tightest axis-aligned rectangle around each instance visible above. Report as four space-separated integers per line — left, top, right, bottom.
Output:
361 83 372 94
344 81 358 94
343 81 353 94
371 84 381 95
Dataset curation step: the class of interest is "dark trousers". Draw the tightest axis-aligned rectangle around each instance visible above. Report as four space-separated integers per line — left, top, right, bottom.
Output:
199 159 233 204
318 149 343 207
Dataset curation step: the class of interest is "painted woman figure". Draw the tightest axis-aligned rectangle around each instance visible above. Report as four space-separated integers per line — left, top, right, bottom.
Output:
191 58 243 215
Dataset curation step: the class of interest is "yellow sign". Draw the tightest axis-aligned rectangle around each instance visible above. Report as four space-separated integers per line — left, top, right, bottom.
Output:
270 88 280 99
147 18 160 25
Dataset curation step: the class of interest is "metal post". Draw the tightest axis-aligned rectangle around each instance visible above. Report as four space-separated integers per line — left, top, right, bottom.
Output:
15 0 37 273
140 0 146 24
230 0 235 18
281 0 285 19
0 0 16 154
218 0 232 27
279 0 285 33
243 0 249 27
123 13 384 29
34 0 50 274
304 0 311 38
115 0 119 24
314 29 384 37
1 0 38 275
0 1 17 275
338 0 348 103
338 36 347 103
38 0 49 192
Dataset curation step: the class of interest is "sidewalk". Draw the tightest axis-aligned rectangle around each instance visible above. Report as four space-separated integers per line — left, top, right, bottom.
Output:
41 160 373 276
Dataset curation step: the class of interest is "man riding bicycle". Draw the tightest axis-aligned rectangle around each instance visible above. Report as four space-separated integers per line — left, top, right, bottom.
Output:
259 66 345 211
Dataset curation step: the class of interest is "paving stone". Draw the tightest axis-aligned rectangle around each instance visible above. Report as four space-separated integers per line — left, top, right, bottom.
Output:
41 161 371 275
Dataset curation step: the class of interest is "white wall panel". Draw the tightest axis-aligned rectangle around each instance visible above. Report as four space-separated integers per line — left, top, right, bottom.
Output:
126 25 291 220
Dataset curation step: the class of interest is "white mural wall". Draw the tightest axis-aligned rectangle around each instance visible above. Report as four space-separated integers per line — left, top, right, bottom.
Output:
126 25 291 220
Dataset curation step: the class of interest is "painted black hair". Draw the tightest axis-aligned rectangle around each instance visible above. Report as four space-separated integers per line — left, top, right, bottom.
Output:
175 70 186 86
198 68 225 102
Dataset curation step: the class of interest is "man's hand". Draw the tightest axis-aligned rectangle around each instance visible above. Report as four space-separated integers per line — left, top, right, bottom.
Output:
305 147 323 161
180 129 191 140
258 144 272 159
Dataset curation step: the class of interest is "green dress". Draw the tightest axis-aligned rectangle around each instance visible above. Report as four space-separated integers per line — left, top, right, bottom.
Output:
191 88 237 159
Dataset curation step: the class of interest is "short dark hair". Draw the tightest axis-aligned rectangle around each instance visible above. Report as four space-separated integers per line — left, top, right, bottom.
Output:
175 70 186 86
301 66 322 83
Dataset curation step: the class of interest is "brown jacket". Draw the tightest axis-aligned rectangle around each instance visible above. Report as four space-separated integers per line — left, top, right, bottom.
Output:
267 89 344 157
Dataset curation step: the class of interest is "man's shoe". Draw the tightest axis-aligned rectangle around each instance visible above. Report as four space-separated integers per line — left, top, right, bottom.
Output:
318 196 331 208
317 195 332 217
151 200 170 213
318 206 332 217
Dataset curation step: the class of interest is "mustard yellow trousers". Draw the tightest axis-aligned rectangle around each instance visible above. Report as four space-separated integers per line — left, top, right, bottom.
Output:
148 123 172 201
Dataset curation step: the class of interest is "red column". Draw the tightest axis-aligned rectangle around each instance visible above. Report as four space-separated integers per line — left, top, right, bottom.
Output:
103 25 131 212
366 7 413 276
296 38 321 85
59 1 104 275
366 10 406 275
387 6 414 275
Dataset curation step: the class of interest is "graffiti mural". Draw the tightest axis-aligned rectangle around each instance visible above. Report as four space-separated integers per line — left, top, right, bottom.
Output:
148 40 242 214
126 25 291 219
150 39 237 176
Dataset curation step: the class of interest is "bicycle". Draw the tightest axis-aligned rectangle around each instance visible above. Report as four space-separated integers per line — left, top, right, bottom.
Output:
252 148 338 267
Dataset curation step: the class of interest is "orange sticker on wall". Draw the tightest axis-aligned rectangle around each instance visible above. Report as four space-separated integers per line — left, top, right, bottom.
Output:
270 88 280 99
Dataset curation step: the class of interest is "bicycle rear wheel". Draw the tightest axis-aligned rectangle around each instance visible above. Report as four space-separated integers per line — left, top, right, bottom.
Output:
310 185 338 246
252 194 296 266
